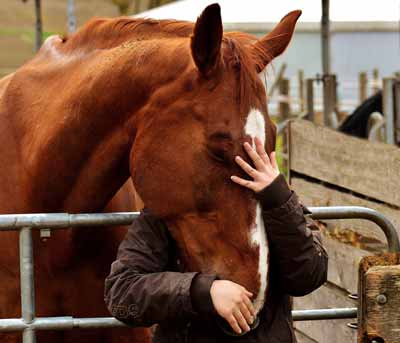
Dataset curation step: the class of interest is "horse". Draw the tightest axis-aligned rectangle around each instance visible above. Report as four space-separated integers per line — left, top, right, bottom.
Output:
0 4 301 342
339 91 384 140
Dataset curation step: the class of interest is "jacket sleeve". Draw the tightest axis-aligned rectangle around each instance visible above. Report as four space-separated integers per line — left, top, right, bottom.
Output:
104 211 217 327
256 174 328 297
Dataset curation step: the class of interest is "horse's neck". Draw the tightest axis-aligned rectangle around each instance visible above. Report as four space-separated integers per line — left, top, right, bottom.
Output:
0 31 185 214
0 51 141 214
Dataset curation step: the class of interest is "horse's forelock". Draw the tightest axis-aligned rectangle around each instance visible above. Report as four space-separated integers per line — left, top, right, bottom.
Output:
222 35 265 113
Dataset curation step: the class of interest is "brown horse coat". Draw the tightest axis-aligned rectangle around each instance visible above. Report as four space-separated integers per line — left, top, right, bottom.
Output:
0 2 313 342
105 175 328 342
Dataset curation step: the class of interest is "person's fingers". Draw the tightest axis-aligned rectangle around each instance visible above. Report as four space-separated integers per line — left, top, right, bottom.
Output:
233 308 251 332
270 151 279 171
234 156 259 177
242 294 256 317
243 142 266 171
227 314 242 335
230 175 255 190
254 137 270 165
244 289 253 297
239 300 254 325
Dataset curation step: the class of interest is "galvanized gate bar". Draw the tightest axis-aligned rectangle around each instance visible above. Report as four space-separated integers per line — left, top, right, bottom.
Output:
0 206 396 250
292 307 357 321
0 306 359 333
19 228 36 343
309 206 400 252
0 212 140 230
0 206 398 340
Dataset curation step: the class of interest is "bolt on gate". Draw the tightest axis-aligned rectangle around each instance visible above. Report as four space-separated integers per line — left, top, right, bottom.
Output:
0 206 398 342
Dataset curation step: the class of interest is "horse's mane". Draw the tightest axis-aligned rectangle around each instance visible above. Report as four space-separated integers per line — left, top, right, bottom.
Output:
62 17 195 52
59 16 260 110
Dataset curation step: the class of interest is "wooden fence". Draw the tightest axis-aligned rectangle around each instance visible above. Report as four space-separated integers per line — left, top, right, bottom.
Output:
288 119 400 343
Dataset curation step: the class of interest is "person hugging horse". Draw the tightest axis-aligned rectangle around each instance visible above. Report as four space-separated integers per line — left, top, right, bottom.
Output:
104 4 328 343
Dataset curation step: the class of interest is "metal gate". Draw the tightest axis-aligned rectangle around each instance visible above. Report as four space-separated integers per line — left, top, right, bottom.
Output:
0 206 398 342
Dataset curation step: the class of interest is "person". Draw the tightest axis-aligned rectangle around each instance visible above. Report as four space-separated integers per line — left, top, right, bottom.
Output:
104 137 328 343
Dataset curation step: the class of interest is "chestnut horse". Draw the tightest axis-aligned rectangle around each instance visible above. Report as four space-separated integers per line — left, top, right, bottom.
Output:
0 4 300 342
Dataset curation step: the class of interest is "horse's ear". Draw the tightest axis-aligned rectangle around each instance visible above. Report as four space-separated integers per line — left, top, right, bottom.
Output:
191 3 223 77
252 10 301 73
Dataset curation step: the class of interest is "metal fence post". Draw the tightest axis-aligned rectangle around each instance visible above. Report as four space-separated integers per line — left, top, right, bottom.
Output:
20 227 36 343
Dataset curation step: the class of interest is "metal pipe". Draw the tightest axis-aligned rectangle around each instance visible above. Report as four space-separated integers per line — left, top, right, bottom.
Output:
321 0 331 75
0 212 140 230
0 319 28 332
34 0 43 51
292 307 357 321
0 207 397 251
67 0 77 34
0 307 358 332
19 228 36 343
0 206 397 251
0 206 396 335
309 206 400 252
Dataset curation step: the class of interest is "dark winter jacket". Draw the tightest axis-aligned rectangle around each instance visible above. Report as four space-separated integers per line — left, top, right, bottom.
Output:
104 175 328 343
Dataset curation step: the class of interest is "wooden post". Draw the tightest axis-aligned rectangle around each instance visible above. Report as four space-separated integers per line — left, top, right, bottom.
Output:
279 78 290 120
268 63 287 98
306 79 315 122
358 254 400 343
359 72 368 103
372 68 380 94
323 75 337 128
279 78 290 173
332 73 338 113
298 70 305 112
382 78 395 145
394 81 400 144
34 0 43 51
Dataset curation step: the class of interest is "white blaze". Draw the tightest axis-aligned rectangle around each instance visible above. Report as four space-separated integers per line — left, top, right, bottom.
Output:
244 108 266 145
244 108 269 314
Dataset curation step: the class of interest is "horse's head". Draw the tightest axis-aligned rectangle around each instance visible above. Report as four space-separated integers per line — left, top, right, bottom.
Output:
130 4 300 314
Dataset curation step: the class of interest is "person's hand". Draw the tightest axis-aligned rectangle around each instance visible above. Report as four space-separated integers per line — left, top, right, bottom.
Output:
230 136 279 193
210 280 256 334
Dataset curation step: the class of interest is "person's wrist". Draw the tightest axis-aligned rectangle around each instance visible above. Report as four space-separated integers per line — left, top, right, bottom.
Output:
190 274 219 316
255 174 292 209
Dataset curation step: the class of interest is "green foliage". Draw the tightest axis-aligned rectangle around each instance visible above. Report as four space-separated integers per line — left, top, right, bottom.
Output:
275 132 287 177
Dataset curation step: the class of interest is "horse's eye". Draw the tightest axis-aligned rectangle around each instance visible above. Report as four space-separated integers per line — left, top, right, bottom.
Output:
206 132 233 164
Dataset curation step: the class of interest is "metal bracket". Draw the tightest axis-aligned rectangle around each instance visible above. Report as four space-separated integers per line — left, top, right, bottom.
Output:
40 228 51 239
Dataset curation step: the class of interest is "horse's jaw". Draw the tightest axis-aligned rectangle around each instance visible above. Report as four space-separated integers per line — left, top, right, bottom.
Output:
250 203 269 315
165 206 269 315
